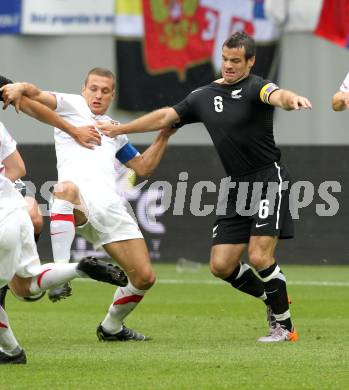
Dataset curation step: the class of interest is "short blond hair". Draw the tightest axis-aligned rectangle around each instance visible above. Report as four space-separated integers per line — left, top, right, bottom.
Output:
84 67 116 90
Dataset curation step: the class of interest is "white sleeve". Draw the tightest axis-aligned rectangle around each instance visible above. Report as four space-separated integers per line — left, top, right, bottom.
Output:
54 93 82 115
0 123 17 162
116 134 129 150
340 73 349 92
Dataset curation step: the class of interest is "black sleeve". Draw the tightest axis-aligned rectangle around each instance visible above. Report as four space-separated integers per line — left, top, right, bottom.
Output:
172 93 200 127
0 75 14 102
248 75 279 104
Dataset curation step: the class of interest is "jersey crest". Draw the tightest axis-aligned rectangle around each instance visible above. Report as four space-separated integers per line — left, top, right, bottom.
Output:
231 88 242 99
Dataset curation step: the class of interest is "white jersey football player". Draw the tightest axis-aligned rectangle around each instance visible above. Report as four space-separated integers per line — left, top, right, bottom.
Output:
2 68 175 341
332 72 349 111
0 121 128 364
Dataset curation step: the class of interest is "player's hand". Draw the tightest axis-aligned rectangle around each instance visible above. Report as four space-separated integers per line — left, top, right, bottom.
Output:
159 126 177 138
96 120 123 138
289 95 312 110
73 125 101 149
0 83 24 113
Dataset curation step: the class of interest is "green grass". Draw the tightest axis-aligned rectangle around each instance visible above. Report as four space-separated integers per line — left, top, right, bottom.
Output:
2 265 349 390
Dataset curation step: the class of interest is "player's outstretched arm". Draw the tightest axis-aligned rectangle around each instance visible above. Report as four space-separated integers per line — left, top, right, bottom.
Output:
0 79 101 148
125 127 176 177
98 107 180 138
332 91 349 111
18 96 100 149
0 82 57 112
269 89 312 111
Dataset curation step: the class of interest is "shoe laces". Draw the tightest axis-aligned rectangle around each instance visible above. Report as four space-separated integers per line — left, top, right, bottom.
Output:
269 323 289 339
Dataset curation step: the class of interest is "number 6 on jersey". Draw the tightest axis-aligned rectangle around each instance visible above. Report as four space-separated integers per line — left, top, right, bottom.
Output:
214 96 223 112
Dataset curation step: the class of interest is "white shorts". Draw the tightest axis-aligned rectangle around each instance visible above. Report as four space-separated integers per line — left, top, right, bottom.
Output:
76 182 143 249
0 208 41 288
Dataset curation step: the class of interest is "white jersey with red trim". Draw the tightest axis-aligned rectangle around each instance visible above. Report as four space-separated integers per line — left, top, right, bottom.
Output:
340 72 349 92
53 93 129 194
0 122 27 221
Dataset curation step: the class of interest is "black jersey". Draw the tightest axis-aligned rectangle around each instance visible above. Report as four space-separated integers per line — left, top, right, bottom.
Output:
0 76 13 102
173 74 281 177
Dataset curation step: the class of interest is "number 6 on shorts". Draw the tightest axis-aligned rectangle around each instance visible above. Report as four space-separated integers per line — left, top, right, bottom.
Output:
258 199 269 219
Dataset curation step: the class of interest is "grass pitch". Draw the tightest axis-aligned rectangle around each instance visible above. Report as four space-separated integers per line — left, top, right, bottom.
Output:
2 265 349 390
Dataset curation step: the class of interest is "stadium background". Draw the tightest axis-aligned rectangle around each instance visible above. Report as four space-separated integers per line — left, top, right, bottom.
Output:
1 0 348 265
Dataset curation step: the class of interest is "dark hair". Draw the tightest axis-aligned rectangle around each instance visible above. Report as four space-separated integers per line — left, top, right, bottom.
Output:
222 31 256 60
84 67 116 89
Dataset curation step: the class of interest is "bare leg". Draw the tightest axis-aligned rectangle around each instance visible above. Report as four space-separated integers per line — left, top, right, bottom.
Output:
210 243 267 301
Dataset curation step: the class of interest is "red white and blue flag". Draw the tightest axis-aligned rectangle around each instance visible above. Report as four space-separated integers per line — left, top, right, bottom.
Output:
314 0 349 48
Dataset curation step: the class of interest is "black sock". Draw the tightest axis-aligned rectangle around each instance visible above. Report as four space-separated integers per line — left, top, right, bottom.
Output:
225 262 266 300
258 263 292 331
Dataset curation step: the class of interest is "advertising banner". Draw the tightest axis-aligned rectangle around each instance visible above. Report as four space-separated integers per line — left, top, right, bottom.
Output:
21 0 114 34
0 0 21 34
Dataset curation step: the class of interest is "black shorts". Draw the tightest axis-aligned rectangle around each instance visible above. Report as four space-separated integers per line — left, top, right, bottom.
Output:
212 162 294 245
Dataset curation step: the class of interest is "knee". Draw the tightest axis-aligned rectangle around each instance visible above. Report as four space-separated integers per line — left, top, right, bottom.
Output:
210 257 231 279
130 269 156 290
53 181 79 203
248 249 272 270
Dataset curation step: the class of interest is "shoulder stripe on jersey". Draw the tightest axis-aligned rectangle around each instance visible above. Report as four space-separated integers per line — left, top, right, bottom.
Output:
259 83 279 104
115 143 139 164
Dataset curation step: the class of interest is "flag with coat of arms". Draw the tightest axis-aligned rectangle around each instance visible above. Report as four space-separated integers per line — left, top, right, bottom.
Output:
115 0 281 111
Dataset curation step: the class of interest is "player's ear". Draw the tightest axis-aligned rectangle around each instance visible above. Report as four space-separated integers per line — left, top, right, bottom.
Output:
247 56 255 69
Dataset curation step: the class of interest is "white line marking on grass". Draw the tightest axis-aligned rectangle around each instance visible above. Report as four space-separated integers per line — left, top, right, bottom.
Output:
288 280 349 287
76 279 349 287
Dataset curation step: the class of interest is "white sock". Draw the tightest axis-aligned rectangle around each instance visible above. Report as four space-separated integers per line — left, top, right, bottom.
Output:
101 282 147 334
0 305 20 354
29 263 84 295
50 199 75 264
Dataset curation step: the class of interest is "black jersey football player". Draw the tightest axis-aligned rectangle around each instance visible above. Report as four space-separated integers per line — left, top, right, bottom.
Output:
96 31 312 343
